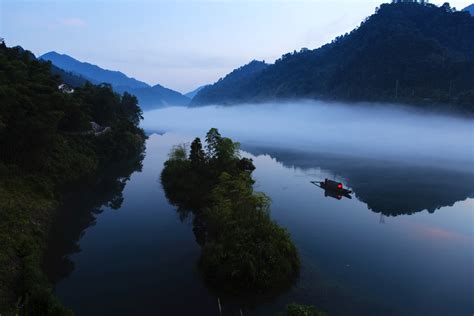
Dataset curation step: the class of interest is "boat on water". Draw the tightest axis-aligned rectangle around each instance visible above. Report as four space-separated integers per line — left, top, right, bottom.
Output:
311 178 352 200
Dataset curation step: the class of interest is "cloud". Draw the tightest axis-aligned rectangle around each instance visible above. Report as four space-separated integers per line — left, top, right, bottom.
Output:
59 18 86 28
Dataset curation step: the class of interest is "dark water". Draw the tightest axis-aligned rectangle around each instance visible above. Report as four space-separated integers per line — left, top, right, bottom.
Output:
46 104 473 316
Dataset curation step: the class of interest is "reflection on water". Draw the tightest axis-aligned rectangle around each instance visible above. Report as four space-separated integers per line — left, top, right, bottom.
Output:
44 156 144 284
242 145 474 216
46 123 473 315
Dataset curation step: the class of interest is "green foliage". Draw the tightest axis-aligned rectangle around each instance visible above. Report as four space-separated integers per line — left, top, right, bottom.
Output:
161 129 300 295
192 2 474 112
169 144 188 161
190 138 206 168
279 304 327 316
0 42 146 314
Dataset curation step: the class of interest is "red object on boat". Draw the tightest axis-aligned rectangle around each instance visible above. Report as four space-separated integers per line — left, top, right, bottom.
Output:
311 179 353 199
323 179 346 191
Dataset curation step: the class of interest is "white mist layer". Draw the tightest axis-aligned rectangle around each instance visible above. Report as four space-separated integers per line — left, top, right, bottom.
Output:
141 101 473 171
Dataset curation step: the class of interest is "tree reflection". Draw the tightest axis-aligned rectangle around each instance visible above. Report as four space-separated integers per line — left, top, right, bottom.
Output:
43 155 144 284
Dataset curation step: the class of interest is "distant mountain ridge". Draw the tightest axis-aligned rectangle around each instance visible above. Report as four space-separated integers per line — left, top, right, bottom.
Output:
40 51 148 89
40 51 189 110
185 85 208 99
126 84 190 108
192 3 474 112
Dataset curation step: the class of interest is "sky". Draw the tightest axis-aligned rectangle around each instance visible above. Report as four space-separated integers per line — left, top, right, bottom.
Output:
1 0 472 93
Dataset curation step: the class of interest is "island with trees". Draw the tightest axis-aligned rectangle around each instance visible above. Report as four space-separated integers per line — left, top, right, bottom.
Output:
161 128 300 295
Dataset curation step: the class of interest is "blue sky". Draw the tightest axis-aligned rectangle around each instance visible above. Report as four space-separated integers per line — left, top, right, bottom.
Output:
1 0 472 93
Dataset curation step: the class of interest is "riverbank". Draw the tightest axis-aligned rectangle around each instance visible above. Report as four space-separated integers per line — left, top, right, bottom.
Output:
0 43 146 314
0 140 145 315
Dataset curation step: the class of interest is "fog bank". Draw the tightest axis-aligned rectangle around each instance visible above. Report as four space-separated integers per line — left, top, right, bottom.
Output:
142 101 473 171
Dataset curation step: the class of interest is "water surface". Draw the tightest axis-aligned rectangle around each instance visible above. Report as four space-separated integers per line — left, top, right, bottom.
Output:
47 102 473 316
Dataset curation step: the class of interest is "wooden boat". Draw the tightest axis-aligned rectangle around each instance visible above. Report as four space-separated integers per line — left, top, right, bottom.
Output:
310 178 352 199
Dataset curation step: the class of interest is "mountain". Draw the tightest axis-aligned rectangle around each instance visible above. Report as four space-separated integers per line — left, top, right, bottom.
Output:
40 51 148 89
10 47 88 88
192 3 474 112
124 84 190 108
464 4 474 15
40 52 189 110
185 85 209 99
50 64 89 87
192 60 268 105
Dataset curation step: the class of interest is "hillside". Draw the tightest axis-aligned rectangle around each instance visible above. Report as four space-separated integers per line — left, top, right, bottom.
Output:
185 84 208 98
464 4 474 15
40 51 148 89
0 42 146 314
124 84 191 108
192 60 268 105
50 64 89 87
40 52 189 110
192 3 474 112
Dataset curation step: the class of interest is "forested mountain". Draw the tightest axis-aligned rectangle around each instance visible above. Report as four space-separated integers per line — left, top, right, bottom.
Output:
50 63 89 87
464 4 474 15
40 52 190 110
40 51 148 89
185 84 208 98
0 42 146 314
127 84 191 109
192 2 474 112
191 60 268 105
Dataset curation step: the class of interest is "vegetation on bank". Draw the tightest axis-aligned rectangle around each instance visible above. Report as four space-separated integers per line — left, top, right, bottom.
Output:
279 304 327 316
161 128 300 294
0 42 146 314
192 2 474 112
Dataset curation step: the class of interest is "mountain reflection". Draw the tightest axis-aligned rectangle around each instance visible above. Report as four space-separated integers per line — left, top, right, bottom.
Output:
43 156 143 284
242 145 474 216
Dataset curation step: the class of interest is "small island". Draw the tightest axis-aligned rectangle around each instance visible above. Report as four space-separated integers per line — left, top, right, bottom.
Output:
161 128 300 294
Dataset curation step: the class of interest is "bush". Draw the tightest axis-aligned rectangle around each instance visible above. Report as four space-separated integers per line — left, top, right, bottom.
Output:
279 303 327 316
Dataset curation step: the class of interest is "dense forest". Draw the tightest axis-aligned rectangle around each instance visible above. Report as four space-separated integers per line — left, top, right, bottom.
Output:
0 42 146 314
161 129 300 295
192 2 474 112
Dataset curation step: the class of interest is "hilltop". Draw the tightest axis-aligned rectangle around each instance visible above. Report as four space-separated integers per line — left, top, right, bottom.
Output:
192 2 474 112
40 52 190 110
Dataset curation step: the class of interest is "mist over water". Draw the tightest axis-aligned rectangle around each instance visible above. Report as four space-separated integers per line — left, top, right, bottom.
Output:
142 101 473 171
51 101 474 316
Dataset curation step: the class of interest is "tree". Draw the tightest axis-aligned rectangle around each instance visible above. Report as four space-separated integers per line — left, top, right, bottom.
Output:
169 144 187 161
205 128 222 158
189 137 206 167
121 92 143 126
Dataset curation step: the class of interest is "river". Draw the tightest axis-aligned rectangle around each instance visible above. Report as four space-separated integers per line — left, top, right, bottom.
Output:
45 102 473 316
